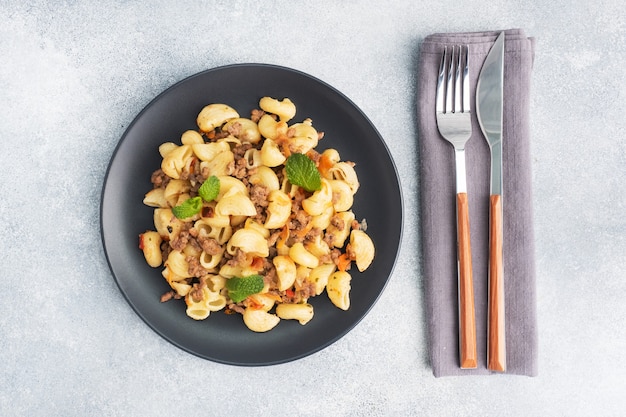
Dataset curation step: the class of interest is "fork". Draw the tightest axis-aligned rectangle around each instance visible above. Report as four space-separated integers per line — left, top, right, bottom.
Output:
435 45 477 369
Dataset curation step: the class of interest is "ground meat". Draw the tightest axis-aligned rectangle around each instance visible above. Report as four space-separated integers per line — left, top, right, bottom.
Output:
231 157 248 180
160 290 176 303
249 184 269 208
160 240 172 260
250 109 265 123
227 121 243 137
289 208 311 240
198 236 222 255
169 223 193 251
227 248 249 267
345 243 357 261
295 281 316 301
227 303 245 315
187 256 209 278
267 230 281 246
308 149 321 164
150 169 170 189
330 213 345 230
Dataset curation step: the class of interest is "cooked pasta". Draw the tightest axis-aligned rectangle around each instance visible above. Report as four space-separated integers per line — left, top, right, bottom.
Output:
139 96 375 332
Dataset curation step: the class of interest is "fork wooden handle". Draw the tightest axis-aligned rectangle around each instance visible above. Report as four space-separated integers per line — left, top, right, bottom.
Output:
457 192 477 369
488 194 506 371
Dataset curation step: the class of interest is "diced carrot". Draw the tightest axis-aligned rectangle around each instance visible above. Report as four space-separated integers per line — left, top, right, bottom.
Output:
276 225 289 250
336 253 352 272
318 152 334 177
250 256 264 271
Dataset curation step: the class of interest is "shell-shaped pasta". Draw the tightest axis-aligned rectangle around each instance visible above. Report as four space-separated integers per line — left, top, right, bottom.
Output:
280 172 300 198
308 263 337 295
227 228 269 257
258 114 288 140
181 130 204 145
329 180 354 212
276 303 314 325
273 255 297 291
230 215 247 227
170 281 192 297
154 208 183 240
183 243 201 259
327 271 351 310
295 265 312 289
165 250 192 278
205 290 227 312
247 293 276 312
196 103 239 132
223 118 261 144
310 204 334 230
159 142 178 158
260 138 286 167
302 179 333 216
288 121 318 154
216 176 248 200
199 250 223 270
194 219 232 244
198 203 231 228
143 188 167 208
243 307 280 332
140 231 162 267
305 234 331 259
326 211 355 248
203 150 234 177
161 145 192 179
185 292 211 320
264 190 291 229
249 165 280 191
350 230 375 272
185 287 227 319
259 97 296 122
164 179 191 208
289 242 319 269
218 264 244 279
191 141 230 162
244 219 270 239
215 189 257 217
328 162 360 194
243 148 263 169
206 274 226 292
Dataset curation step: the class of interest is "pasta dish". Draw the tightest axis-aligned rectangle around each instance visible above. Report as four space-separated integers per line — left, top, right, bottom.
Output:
139 96 375 332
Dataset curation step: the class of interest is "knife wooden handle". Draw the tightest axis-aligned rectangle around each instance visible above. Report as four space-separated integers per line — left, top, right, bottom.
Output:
457 192 477 369
488 194 506 372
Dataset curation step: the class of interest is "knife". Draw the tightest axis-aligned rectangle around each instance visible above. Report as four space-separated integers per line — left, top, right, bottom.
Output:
476 31 506 372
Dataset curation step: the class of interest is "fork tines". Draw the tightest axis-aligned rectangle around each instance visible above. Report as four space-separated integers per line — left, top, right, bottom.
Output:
436 45 470 115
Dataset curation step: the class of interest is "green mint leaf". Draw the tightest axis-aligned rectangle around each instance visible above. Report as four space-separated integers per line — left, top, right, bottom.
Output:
226 274 265 303
172 196 203 219
198 175 220 202
285 153 322 192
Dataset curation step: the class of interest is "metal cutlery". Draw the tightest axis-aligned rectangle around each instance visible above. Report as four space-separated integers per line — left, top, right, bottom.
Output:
476 32 506 372
436 45 477 369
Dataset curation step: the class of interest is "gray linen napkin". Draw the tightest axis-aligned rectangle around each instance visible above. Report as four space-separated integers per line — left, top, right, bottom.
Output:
417 29 538 377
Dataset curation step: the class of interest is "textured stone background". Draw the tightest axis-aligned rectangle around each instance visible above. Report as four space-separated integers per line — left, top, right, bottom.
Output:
1 1 624 416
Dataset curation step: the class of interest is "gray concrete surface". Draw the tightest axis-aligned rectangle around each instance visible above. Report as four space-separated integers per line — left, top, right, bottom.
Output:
1 1 624 415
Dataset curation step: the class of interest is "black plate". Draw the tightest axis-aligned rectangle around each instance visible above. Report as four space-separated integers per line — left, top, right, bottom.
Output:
101 64 403 365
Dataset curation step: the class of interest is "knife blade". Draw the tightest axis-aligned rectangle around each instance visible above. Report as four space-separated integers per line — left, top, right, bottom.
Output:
476 31 506 372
